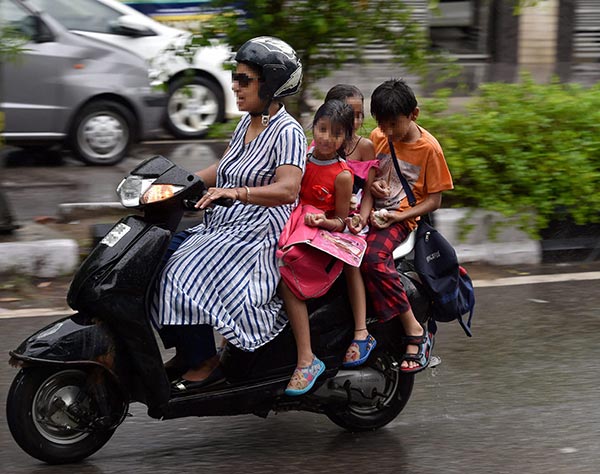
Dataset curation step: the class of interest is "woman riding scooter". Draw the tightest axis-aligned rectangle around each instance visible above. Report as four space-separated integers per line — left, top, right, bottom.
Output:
150 36 307 391
6 37 428 467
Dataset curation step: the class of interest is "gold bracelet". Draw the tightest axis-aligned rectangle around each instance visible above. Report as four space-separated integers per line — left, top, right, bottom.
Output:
331 216 345 231
244 185 251 204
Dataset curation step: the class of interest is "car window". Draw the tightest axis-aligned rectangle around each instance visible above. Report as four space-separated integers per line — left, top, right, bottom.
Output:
0 0 37 40
29 0 125 34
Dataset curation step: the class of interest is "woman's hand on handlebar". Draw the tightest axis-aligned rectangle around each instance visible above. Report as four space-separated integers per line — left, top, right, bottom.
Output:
195 187 237 209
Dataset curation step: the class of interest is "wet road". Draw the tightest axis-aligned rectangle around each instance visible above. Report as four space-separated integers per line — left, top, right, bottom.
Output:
0 141 228 221
1 279 600 473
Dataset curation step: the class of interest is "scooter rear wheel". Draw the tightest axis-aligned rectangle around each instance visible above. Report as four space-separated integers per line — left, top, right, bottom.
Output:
6 367 127 464
325 353 414 432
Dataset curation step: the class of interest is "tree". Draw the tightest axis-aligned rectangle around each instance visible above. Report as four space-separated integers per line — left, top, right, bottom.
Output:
192 0 457 113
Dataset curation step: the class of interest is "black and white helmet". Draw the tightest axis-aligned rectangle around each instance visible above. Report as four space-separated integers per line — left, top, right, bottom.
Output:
235 36 302 100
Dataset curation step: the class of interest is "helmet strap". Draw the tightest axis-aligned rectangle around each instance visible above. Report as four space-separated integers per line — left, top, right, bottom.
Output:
261 113 270 127
249 98 273 126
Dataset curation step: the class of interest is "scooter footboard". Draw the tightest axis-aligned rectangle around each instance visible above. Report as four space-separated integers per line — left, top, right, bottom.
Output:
9 312 119 371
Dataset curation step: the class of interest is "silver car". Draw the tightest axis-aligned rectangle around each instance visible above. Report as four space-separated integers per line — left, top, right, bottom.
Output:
0 0 167 165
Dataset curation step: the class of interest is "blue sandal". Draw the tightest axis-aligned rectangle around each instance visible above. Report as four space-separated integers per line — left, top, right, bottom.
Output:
401 329 433 374
343 334 377 368
285 356 325 396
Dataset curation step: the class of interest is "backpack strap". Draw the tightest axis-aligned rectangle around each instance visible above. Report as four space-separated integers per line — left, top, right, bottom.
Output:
457 273 475 337
388 139 417 207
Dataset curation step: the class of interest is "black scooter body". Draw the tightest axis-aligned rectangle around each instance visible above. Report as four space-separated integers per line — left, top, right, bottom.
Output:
9 156 431 420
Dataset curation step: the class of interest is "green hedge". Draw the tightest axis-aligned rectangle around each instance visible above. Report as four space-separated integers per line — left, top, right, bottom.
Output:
412 76 600 238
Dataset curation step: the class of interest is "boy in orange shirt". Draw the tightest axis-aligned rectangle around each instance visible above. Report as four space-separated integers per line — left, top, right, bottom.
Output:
362 79 454 373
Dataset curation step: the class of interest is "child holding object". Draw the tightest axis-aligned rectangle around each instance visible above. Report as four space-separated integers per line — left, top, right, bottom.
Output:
323 84 379 368
280 99 373 396
363 79 454 373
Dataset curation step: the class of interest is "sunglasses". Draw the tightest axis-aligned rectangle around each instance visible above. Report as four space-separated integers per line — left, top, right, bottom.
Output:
232 72 260 88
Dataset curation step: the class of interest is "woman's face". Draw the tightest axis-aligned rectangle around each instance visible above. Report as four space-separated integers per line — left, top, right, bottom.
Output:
232 63 263 113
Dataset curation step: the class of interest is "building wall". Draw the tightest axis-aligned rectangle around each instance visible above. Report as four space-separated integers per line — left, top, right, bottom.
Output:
518 0 560 81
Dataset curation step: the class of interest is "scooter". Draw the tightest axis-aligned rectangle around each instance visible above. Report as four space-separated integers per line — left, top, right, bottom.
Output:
6 155 433 465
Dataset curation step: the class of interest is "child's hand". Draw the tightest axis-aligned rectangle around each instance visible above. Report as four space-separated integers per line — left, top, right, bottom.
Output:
371 180 391 199
304 212 328 228
370 209 391 229
345 215 364 234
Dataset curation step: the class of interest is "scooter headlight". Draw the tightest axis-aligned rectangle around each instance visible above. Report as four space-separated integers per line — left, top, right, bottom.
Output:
117 175 185 207
140 184 184 204
116 175 155 207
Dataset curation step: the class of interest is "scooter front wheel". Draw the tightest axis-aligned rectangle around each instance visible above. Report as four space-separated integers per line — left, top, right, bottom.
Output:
6 367 127 464
325 353 414 432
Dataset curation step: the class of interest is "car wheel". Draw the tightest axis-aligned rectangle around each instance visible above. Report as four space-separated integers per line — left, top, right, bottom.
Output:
166 76 224 139
70 100 135 166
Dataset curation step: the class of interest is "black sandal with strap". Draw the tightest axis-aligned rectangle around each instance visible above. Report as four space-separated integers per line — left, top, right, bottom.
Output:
401 329 434 374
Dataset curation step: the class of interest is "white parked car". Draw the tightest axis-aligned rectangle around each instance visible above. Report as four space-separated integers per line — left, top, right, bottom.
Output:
28 0 239 139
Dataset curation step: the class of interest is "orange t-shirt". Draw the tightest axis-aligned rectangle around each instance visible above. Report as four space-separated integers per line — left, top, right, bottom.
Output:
370 125 453 230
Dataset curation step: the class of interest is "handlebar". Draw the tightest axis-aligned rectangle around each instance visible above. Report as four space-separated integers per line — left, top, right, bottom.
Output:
182 195 234 210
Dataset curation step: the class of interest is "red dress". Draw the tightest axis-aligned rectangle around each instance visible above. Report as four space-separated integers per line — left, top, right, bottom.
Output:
299 153 352 216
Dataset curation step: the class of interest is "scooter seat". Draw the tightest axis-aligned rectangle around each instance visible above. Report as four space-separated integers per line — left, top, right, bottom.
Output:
392 228 417 260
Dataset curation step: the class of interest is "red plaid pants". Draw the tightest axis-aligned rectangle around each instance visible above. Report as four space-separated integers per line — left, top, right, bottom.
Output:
361 222 411 322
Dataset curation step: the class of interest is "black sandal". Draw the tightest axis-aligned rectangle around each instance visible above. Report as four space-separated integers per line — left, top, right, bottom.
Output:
401 329 434 374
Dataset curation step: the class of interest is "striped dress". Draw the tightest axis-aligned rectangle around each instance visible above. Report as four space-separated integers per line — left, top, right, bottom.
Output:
151 106 306 351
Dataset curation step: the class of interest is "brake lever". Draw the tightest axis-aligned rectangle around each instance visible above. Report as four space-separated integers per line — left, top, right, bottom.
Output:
213 197 234 208
182 196 234 210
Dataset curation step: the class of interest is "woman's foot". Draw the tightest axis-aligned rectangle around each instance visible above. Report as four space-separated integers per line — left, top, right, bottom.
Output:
180 354 220 382
401 328 433 374
343 332 377 368
284 356 326 396
164 353 187 379
171 355 224 393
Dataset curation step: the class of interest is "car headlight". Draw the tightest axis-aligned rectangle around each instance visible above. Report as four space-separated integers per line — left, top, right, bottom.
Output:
117 175 185 207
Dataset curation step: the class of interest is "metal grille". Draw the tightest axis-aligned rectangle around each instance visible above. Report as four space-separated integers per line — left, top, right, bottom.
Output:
574 0 600 60
315 0 430 63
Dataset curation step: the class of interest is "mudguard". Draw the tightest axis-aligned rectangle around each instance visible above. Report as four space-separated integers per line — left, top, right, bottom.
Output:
9 313 118 371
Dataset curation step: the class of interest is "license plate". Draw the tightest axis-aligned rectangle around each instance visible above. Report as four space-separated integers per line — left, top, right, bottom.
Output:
100 223 131 247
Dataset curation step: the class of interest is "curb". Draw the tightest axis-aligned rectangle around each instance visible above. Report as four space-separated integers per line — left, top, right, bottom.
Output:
434 209 542 265
0 223 79 278
0 204 542 278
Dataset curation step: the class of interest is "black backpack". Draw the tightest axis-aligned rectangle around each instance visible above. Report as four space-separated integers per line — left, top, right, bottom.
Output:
413 221 475 337
387 139 475 336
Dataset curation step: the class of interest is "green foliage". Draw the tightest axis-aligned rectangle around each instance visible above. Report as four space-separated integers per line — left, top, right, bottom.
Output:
418 75 600 238
190 0 458 112
0 26 28 62
1 26 29 142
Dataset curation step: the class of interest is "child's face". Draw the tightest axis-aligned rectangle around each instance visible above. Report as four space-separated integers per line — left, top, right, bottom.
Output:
346 96 364 133
313 117 346 158
377 109 418 142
